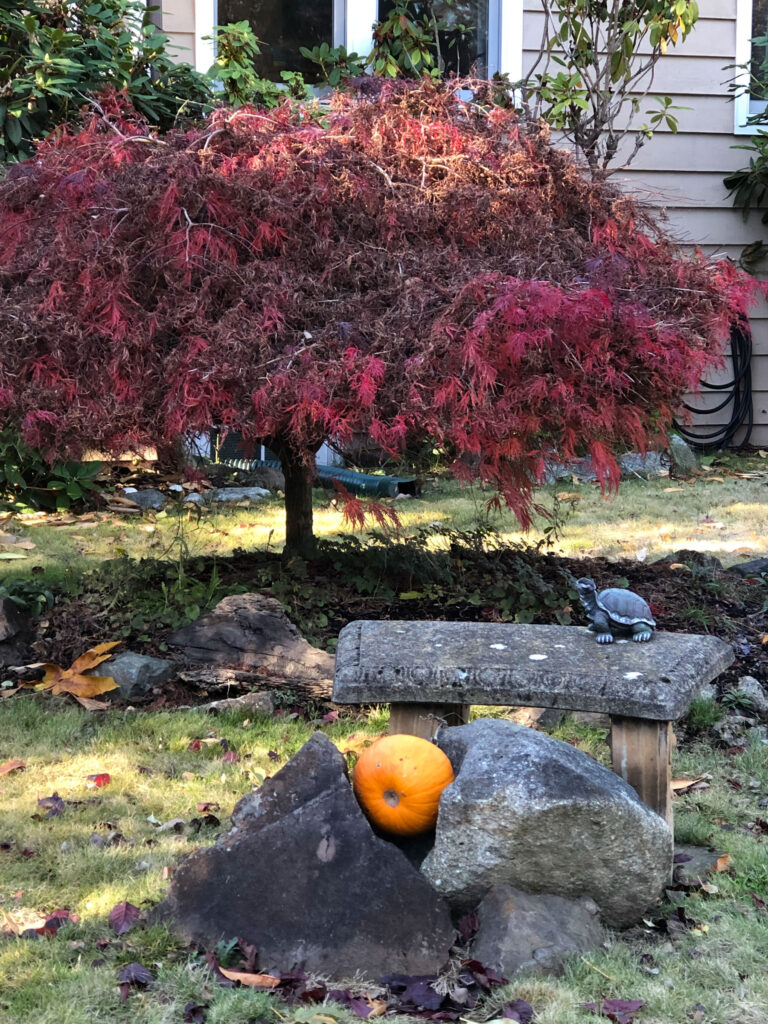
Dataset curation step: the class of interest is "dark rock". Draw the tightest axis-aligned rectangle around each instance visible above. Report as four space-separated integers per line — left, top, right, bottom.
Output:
156 733 455 978
128 488 167 510
672 845 729 887
197 691 275 717
735 676 768 717
207 487 271 503
231 731 345 829
89 651 175 700
0 597 25 642
471 885 605 977
169 594 334 691
656 550 723 571
726 557 768 578
421 719 672 928
667 435 698 477
510 707 567 730
618 451 667 479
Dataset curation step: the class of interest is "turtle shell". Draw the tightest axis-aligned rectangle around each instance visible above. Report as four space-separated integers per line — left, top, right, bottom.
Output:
595 588 655 628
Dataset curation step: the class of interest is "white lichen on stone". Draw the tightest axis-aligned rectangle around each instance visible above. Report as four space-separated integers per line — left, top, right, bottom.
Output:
529 654 548 661
624 671 642 680
489 643 508 650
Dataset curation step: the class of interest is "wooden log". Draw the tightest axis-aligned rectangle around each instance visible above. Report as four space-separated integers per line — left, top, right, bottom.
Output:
388 702 470 740
609 716 673 828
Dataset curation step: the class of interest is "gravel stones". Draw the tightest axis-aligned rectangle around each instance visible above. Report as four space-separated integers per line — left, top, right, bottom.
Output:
421 719 673 927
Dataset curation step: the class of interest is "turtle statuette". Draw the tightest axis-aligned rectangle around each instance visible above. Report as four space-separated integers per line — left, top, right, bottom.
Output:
575 578 656 644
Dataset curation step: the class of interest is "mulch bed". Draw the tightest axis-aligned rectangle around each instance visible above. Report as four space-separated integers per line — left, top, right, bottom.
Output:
20 545 765 712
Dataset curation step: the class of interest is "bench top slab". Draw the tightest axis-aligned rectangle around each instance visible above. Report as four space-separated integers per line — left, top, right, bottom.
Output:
333 621 734 721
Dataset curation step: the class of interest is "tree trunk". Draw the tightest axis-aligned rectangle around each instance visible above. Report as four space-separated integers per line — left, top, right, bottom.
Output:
278 446 316 556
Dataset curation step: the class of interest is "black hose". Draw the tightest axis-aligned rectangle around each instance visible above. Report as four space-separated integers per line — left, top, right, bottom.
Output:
674 317 753 451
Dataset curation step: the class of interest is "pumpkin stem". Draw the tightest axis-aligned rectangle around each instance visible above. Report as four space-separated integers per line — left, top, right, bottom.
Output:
383 789 400 808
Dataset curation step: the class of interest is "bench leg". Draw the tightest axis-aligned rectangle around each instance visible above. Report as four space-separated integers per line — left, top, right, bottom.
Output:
389 702 470 740
609 716 673 829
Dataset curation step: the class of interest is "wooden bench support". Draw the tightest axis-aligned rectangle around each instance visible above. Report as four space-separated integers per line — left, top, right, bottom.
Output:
609 716 673 828
389 702 470 741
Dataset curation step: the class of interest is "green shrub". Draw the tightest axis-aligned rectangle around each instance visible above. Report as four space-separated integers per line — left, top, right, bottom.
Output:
0 428 102 510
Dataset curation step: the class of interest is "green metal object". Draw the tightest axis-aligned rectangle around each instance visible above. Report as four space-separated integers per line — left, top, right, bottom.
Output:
218 457 416 499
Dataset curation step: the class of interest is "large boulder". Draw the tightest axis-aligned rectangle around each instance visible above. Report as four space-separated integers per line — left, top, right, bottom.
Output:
421 719 672 928
156 733 455 978
168 593 334 694
471 885 605 977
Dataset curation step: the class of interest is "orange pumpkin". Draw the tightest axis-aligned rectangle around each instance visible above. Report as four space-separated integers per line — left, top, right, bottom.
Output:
352 734 454 836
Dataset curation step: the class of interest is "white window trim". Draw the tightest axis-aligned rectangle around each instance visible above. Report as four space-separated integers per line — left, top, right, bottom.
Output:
735 0 768 134
194 1 523 80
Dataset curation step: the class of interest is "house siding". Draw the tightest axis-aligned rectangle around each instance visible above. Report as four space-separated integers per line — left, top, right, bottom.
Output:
160 0 768 445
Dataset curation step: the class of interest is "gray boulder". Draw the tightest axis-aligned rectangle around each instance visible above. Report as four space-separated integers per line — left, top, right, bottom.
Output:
156 733 455 978
168 593 334 694
207 487 271 503
667 435 698 477
96 651 175 700
736 676 768 717
471 885 605 977
128 488 167 510
725 557 768 579
421 719 672 928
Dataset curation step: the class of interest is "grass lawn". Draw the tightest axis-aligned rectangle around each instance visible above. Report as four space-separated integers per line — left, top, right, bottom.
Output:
1 459 767 1023
1 700 767 1024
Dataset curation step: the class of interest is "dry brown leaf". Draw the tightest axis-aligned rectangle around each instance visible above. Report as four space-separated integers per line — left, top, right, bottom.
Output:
110 494 142 507
73 696 111 711
668 563 690 571
0 687 20 699
714 853 731 873
663 486 683 492
555 491 582 502
708 476 724 483
216 967 280 988
0 759 25 776
27 642 121 700
761 634 768 646
671 775 711 795
366 1000 388 1018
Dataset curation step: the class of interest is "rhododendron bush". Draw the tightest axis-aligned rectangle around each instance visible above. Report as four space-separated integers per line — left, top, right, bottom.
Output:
0 80 757 551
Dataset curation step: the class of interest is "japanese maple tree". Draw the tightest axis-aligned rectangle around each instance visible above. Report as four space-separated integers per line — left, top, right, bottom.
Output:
0 80 757 552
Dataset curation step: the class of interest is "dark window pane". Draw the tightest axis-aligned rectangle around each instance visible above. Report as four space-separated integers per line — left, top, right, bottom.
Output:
752 0 768 99
217 0 333 81
378 1 489 77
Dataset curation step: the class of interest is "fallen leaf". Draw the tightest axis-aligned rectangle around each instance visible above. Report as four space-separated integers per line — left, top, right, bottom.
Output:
195 801 220 813
86 773 111 788
671 775 711 795
584 997 645 1024
187 739 202 751
0 759 25 776
37 792 65 817
117 962 154 1001
322 709 340 723
25 642 121 700
109 901 140 936
0 687 20 698
555 491 582 501
39 909 77 935
663 486 683 492
217 967 280 988
220 750 239 763
74 696 110 711
667 563 690 571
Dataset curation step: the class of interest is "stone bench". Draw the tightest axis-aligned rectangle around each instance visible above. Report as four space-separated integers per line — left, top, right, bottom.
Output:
333 621 734 827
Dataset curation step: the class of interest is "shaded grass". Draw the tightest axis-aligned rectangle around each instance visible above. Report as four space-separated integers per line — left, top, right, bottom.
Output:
1 698 767 1024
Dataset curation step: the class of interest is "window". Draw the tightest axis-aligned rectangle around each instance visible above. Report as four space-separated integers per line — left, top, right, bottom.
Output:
378 1 491 77
193 0 521 83
736 0 768 132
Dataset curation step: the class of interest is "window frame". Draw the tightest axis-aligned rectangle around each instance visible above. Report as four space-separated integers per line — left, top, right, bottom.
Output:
194 0 522 81
735 0 768 134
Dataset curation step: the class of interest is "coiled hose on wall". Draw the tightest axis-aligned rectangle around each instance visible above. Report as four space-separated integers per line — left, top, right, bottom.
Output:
674 317 754 452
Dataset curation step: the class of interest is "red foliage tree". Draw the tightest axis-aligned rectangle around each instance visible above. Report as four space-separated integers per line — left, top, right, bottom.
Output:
0 81 758 552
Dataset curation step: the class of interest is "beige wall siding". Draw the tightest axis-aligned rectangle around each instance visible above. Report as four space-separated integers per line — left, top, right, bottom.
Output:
525 0 767 445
